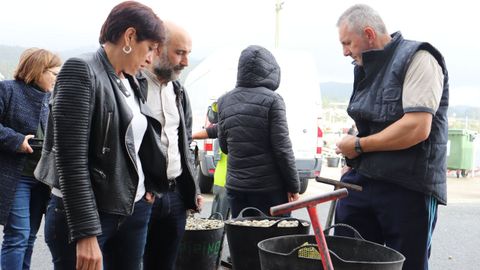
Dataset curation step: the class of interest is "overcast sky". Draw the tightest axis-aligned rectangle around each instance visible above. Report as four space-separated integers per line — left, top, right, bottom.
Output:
1 0 478 105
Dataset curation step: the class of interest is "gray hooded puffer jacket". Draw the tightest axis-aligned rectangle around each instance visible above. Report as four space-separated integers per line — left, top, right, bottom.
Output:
217 45 299 193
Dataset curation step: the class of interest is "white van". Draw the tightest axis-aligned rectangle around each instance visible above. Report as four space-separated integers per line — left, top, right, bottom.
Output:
186 47 323 194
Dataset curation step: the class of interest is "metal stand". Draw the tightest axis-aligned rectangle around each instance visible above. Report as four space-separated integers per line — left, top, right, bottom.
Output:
315 176 362 229
270 188 349 270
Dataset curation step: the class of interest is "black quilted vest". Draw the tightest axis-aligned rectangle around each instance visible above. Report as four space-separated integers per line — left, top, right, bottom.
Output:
348 32 449 204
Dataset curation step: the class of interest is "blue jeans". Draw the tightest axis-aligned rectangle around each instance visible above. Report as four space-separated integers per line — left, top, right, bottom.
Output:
335 170 438 270
143 191 187 270
1 176 50 270
45 195 152 270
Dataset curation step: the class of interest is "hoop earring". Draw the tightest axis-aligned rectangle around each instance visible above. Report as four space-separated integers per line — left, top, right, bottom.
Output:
123 45 132 54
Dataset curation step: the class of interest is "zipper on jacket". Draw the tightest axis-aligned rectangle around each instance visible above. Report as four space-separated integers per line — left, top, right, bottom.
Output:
92 168 107 180
124 122 138 173
102 112 112 154
124 121 139 214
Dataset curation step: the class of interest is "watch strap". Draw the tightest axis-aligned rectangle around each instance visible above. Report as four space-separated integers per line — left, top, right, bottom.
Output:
354 137 363 154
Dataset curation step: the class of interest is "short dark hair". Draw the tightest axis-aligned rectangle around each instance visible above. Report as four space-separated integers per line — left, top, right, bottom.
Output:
99 1 165 45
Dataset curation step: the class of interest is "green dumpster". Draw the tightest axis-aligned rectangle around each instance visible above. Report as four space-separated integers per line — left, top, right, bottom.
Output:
447 129 476 177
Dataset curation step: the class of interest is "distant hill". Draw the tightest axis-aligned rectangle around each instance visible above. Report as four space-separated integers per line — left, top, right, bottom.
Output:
0 45 96 80
0 43 202 82
448 105 480 120
319 81 480 131
0 45 26 79
4 45 150 78
57 46 98 61
2 45 478 129
320 81 352 104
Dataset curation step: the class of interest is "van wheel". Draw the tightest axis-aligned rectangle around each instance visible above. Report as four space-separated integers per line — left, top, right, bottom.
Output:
299 178 309 194
196 165 213 194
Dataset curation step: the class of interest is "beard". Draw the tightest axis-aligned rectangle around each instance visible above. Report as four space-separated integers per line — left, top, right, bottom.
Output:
153 51 183 81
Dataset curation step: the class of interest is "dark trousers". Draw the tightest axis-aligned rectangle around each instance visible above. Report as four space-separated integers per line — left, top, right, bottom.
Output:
335 170 438 270
44 195 152 270
143 191 187 270
226 188 289 218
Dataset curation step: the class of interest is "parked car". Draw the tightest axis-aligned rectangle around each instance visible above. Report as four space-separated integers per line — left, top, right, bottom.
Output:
187 48 323 194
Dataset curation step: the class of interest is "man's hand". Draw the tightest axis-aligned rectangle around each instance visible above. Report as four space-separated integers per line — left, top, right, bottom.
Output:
145 192 155 204
336 134 359 159
76 236 102 270
17 134 34 154
341 165 352 176
336 113 433 156
288 192 299 202
196 194 204 212
187 195 204 216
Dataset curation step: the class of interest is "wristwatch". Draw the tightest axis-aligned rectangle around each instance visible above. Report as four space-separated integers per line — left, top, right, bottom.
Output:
354 137 363 154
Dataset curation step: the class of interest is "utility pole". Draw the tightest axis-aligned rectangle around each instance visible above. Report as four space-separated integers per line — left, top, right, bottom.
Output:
275 0 284 48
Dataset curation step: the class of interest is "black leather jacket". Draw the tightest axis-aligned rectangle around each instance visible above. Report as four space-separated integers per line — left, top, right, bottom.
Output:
35 48 171 241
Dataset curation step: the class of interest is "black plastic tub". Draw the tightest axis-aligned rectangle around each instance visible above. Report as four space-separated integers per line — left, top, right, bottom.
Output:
225 207 310 270
258 234 405 270
176 215 224 270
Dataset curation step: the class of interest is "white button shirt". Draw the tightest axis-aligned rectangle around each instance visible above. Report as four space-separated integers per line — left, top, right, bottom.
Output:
144 70 182 180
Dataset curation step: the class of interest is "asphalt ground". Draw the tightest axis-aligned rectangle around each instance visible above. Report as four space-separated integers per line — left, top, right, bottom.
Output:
1 166 479 269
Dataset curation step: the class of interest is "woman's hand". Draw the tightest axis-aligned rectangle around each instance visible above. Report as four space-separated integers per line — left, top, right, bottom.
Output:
76 236 102 270
17 135 34 154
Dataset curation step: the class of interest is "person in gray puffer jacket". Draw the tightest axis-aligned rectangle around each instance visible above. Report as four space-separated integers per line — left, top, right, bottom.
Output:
217 45 300 218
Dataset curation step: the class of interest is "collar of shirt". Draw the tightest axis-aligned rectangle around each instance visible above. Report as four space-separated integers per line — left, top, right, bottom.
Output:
143 69 164 87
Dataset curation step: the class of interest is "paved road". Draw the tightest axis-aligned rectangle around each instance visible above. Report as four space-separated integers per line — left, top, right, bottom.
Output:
308 167 480 270
1 166 479 269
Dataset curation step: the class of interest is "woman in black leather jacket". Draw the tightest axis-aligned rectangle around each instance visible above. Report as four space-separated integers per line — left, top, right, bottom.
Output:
34 2 166 269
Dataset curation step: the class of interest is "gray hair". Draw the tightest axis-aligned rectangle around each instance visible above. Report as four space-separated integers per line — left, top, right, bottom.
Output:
337 4 388 35
162 26 171 47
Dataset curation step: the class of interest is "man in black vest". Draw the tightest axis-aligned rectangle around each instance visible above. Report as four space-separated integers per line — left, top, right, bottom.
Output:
334 4 449 270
